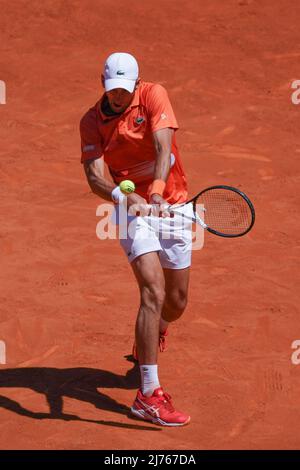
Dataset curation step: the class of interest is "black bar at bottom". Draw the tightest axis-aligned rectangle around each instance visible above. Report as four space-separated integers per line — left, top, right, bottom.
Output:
0 450 300 464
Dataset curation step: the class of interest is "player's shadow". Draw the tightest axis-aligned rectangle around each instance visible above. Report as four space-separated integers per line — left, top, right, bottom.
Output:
0 355 159 431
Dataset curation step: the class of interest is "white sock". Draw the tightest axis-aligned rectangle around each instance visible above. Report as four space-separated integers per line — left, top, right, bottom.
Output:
140 364 160 397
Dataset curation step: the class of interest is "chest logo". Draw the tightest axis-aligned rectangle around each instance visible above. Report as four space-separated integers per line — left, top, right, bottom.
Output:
135 116 145 124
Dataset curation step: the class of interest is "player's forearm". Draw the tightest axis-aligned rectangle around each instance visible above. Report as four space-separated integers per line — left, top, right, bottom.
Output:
152 128 173 182
83 161 115 201
153 147 171 182
87 174 116 201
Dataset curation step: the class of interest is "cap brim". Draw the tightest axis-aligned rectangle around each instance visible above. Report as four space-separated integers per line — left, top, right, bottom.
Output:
105 78 136 93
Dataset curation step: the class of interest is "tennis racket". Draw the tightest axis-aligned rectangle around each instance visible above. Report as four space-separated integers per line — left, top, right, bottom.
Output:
169 185 255 238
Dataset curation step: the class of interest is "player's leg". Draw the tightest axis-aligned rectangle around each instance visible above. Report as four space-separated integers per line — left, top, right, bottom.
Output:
131 251 165 366
119 212 190 425
161 266 190 326
130 251 190 426
119 213 164 363
157 267 190 352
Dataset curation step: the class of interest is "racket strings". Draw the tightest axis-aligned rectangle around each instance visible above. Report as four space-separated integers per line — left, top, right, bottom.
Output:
197 190 253 235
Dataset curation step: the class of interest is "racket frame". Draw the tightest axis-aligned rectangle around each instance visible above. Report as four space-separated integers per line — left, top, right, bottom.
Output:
170 185 255 238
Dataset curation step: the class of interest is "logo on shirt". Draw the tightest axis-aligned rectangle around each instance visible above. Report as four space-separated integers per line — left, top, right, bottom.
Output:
117 70 125 76
83 144 96 151
135 116 144 124
161 113 167 120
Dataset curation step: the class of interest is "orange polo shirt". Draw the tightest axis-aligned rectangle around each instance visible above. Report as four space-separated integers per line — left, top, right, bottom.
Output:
80 81 188 204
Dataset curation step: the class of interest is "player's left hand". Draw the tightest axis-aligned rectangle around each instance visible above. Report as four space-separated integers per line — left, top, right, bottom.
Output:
149 194 172 218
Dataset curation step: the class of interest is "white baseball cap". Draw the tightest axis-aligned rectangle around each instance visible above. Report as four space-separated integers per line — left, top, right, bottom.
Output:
104 52 139 93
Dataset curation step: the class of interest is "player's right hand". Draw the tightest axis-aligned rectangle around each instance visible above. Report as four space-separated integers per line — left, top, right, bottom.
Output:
127 193 152 217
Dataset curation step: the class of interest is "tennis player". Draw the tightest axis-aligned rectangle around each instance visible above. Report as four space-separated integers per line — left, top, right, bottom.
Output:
80 52 192 426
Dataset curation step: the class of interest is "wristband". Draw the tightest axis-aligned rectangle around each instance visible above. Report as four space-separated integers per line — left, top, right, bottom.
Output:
111 186 125 204
148 179 166 198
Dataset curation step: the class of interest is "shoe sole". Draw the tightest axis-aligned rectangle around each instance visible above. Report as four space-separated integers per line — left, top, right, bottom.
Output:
131 406 190 427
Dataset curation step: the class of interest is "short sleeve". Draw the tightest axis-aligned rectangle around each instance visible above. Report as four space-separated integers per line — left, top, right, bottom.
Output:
80 107 103 163
146 84 179 133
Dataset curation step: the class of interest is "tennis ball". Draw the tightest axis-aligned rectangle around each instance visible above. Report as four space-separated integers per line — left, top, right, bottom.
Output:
119 180 135 194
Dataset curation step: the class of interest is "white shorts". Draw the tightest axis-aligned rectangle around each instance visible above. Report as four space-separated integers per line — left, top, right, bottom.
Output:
116 203 193 269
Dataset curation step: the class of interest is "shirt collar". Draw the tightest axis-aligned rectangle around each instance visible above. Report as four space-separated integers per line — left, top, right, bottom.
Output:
130 87 140 108
98 95 118 122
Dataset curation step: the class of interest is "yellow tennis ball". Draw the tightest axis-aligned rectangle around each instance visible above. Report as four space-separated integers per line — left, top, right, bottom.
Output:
119 180 135 194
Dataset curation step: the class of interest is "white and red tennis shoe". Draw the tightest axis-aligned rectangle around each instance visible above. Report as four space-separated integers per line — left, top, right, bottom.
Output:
131 387 190 427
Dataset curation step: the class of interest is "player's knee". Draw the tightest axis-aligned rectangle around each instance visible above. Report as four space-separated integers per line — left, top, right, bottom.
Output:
141 284 165 312
165 290 188 317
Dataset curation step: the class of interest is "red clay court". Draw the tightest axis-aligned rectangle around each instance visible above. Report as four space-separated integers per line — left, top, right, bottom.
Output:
0 0 300 450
